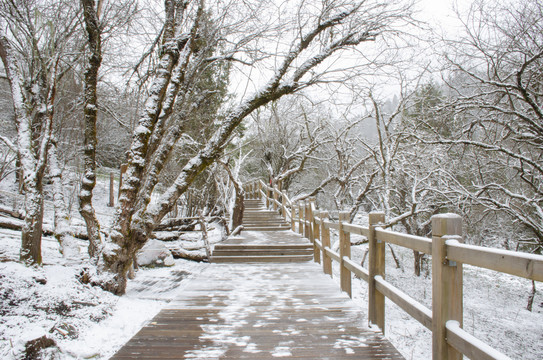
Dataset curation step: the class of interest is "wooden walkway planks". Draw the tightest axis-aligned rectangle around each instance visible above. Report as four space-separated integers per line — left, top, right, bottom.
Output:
111 257 404 359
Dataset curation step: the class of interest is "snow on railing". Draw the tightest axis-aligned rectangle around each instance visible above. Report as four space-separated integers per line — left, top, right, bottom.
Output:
244 179 543 360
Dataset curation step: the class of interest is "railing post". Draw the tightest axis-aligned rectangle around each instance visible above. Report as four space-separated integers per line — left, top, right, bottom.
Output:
291 202 296 231
273 183 279 211
298 201 304 235
306 197 316 239
108 172 115 207
258 181 262 201
307 201 314 244
368 212 386 332
339 211 352 298
266 183 271 208
313 209 321 264
320 211 332 276
304 201 310 239
281 191 287 220
432 214 463 360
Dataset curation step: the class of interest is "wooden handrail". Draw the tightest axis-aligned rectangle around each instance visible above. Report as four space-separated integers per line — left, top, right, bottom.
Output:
343 223 369 237
446 240 543 282
343 257 368 282
376 228 432 254
324 247 340 262
248 180 543 360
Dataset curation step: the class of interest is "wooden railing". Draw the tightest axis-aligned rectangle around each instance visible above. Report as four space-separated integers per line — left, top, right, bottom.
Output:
243 179 543 360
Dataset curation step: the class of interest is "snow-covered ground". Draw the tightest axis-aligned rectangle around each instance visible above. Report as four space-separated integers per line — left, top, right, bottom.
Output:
0 171 541 359
0 171 210 359
0 226 209 359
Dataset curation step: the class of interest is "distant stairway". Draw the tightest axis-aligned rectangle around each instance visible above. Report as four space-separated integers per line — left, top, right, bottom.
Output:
211 199 313 263
241 199 291 231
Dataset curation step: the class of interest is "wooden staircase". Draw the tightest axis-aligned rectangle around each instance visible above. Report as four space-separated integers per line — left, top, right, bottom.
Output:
241 199 291 231
211 199 313 263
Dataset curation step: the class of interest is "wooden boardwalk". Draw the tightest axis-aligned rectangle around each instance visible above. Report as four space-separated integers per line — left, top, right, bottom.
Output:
112 240 403 358
112 200 403 359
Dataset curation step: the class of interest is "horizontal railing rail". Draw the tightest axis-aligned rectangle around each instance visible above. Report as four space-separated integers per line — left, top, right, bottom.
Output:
244 179 543 360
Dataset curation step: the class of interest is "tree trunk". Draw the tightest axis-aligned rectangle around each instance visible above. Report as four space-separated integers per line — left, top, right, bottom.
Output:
20 180 44 265
232 191 245 230
413 250 423 277
388 243 401 269
0 29 52 266
198 214 211 260
94 3 384 294
48 139 78 257
526 280 536 312
100 3 191 294
79 0 103 263
220 160 245 229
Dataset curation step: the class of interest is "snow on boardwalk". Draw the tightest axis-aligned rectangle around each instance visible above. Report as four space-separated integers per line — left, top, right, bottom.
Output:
111 260 403 359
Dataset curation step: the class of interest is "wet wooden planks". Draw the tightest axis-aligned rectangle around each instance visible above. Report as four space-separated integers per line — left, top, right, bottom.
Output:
111 261 404 359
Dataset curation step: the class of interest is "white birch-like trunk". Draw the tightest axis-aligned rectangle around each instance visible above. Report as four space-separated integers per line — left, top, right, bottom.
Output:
48 139 78 258
0 29 52 265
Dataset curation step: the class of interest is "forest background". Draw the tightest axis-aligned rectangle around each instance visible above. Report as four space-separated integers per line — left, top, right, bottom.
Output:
0 0 542 358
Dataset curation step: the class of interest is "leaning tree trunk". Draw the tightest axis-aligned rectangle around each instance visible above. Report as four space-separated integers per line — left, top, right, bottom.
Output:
97 4 380 294
231 190 245 230
223 162 245 229
99 1 195 295
79 0 103 263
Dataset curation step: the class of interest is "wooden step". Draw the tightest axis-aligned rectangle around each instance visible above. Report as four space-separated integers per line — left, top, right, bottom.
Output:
242 226 291 231
215 243 311 249
212 249 313 256
243 212 281 216
242 216 285 220
242 221 289 226
210 255 313 263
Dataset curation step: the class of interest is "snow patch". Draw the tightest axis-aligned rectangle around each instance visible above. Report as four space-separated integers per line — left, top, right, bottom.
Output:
136 239 175 267
271 346 292 357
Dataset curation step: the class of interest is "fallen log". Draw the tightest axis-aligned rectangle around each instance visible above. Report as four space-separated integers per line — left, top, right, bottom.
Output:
155 217 198 231
168 247 208 262
153 231 183 242
0 216 22 231
0 216 89 240
0 205 24 220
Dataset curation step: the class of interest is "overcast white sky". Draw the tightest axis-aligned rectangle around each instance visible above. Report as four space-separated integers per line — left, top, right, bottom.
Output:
418 0 471 32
